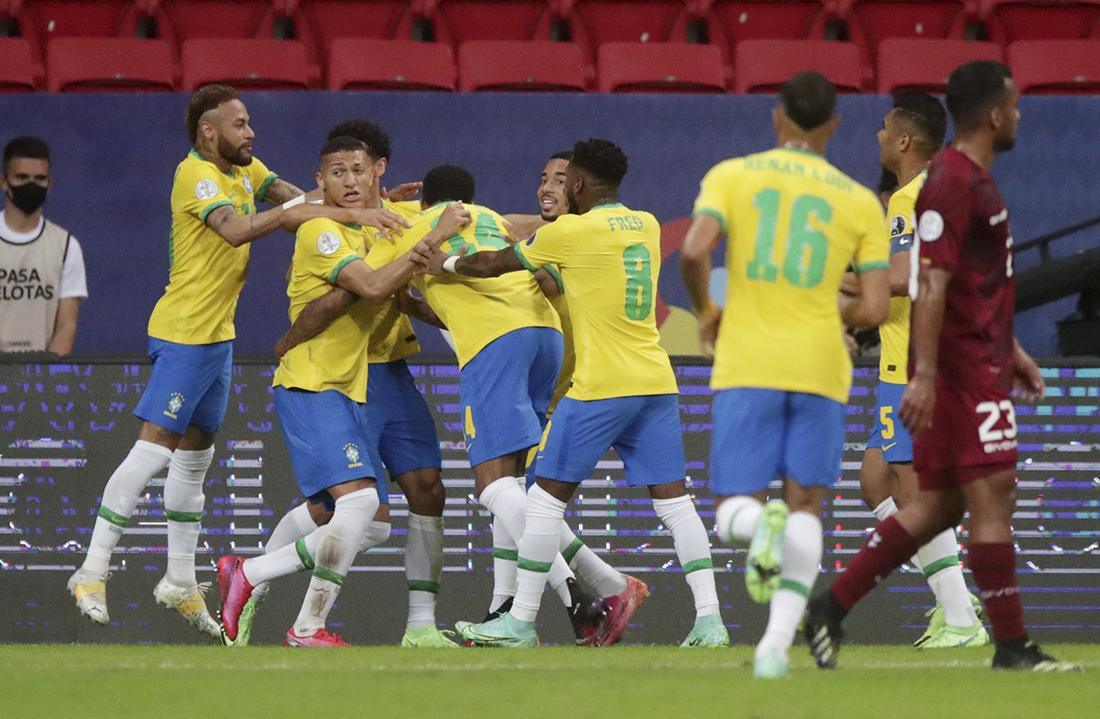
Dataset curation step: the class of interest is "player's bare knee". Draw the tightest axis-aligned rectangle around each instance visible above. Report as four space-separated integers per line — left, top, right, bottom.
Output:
784 481 826 515
397 469 445 516
647 480 688 501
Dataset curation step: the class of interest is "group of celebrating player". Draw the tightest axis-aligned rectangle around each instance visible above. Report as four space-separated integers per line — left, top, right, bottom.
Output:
66 58 1080 676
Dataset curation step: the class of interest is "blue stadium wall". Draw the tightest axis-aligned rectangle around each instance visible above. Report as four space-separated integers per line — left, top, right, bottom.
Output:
0 92 1095 357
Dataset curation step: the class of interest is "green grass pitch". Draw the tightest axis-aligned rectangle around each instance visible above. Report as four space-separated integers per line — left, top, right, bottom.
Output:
4 644 1099 718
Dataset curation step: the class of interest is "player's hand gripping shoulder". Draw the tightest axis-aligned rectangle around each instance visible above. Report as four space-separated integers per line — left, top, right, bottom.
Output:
410 202 473 274
381 182 422 203
348 207 412 237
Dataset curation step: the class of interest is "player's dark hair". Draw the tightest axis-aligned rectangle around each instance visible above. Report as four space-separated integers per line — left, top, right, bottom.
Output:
422 165 475 205
946 61 1013 132
892 91 947 155
877 169 897 195
570 138 628 187
3 136 50 171
328 120 391 161
781 71 837 131
185 84 240 144
320 135 369 160
549 150 573 162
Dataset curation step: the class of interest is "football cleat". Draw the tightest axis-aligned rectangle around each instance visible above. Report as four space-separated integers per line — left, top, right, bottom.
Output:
401 625 461 648
67 568 109 626
803 592 845 669
624 574 651 608
753 648 790 680
567 579 607 646
746 500 789 604
595 581 644 647
679 614 730 648
285 628 350 648
153 577 220 638
992 640 1083 672
915 593 985 647
917 621 989 650
216 555 253 643
455 612 538 648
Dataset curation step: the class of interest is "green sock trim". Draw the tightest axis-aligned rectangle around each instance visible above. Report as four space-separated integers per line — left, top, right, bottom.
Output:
164 509 203 523
408 580 440 594
778 578 811 598
561 538 584 564
517 556 553 573
922 556 960 578
682 557 714 574
313 566 344 586
294 538 315 570
493 547 519 561
97 505 129 528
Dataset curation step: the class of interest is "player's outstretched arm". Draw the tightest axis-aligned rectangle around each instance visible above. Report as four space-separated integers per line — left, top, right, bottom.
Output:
899 265 950 435
840 267 890 327
381 182 422 203
275 288 357 358
680 214 724 352
261 178 308 206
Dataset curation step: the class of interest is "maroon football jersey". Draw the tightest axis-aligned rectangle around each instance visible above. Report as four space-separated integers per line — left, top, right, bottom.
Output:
912 147 1015 391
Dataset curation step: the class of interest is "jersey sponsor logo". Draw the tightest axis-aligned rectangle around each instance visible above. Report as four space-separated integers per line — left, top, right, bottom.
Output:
163 392 185 420
917 210 944 242
316 232 340 256
344 442 363 469
0 267 55 300
868 531 882 549
194 178 219 201
890 215 906 238
242 175 253 194
989 208 1008 226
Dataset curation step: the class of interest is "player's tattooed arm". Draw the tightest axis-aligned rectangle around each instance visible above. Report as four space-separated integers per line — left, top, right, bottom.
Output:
533 267 561 297
398 290 446 329
279 204 410 235
206 204 288 247
899 266 950 434
261 178 309 206
275 288 356 358
680 213 724 354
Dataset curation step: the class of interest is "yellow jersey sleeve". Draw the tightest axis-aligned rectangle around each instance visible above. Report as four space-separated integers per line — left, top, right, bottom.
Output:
247 156 279 204
175 160 236 225
853 191 890 273
296 218 364 285
513 216 572 269
363 228 409 269
691 160 739 234
387 200 423 221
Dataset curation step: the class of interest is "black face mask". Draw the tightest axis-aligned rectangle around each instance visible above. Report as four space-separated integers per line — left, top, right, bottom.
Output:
7 182 48 214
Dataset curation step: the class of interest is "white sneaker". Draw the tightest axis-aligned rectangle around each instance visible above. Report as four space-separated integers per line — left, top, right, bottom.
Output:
153 577 221 638
67 568 109 625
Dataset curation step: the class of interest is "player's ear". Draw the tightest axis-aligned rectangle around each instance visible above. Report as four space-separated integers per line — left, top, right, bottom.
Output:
823 114 840 140
314 170 323 190
898 132 912 154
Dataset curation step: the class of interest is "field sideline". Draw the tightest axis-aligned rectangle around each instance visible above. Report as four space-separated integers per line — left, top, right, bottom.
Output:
3 644 1098 718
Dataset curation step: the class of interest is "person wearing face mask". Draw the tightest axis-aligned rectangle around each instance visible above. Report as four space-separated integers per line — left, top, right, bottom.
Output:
0 136 88 355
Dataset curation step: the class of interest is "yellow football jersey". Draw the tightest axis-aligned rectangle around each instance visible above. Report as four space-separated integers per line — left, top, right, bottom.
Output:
693 147 888 404
148 150 277 344
514 203 678 401
366 202 560 368
273 218 372 402
878 171 923 384
364 199 422 364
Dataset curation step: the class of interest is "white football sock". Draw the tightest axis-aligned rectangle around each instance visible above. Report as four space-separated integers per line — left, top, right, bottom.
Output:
406 512 443 629
244 526 326 586
918 529 977 626
757 511 823 659
490 516 518 613
654 495 720 618
294 487 379 636
163 446 213 587
82 440 173 576
251 502 321 602
872 496 898 521
360 520 391 551
480 476 575 610
715 495 763 545
560 521 627 597
512 485 566 623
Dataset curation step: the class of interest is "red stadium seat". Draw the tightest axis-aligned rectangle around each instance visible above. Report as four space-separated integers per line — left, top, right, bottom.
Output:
1008 39 1100 93
155 1 277 46
181 38 313 90
47 37 174 91
733 39 863 92
0 37 40 91
458 40 583 91
430 0 555 45
702 1 828 61
565 0 693 63
876 38 1001 92
292 0 416 67
597 41 725 92
327 37 455 90
15 1 149 63
843 1 967 80
981 1 1100 45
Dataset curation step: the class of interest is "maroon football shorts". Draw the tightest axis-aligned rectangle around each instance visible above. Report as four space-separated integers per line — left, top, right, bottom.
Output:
914 386 1018 490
